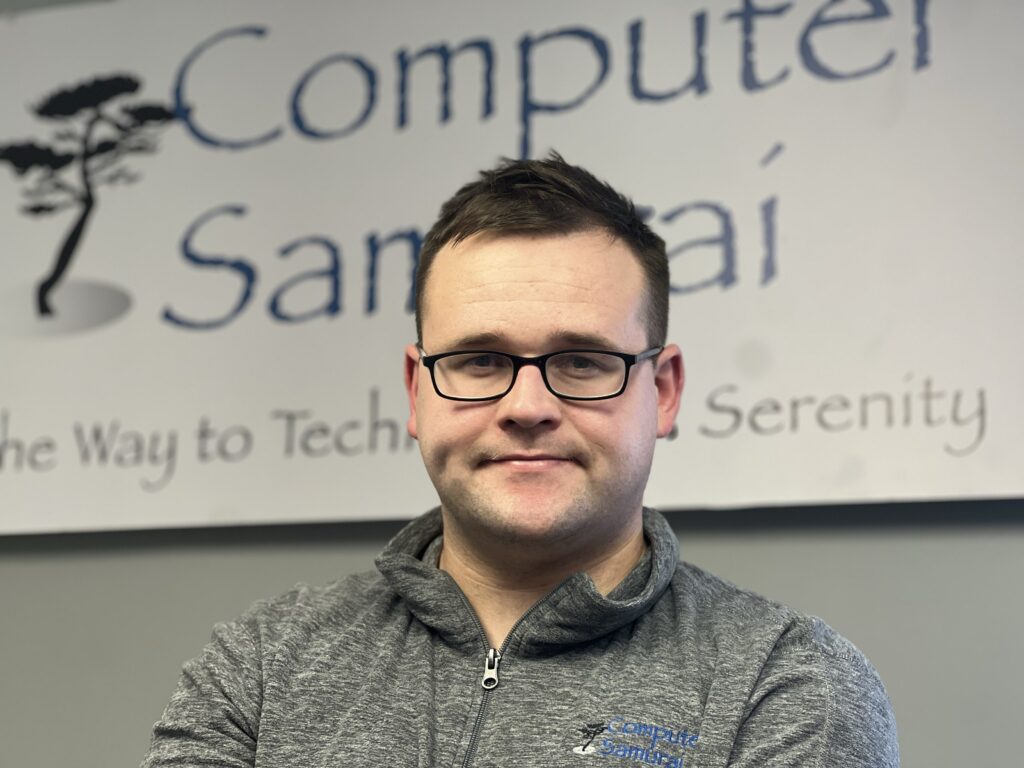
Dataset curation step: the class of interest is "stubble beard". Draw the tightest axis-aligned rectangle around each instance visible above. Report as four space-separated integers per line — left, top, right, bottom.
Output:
421 428 654 559
442 475 595 549
431 456 648 561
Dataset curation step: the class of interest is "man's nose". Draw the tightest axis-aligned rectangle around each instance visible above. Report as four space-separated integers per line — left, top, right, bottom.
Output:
496 363 562 429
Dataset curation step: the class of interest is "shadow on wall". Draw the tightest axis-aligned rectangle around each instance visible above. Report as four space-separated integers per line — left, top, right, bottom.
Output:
0 0 117 17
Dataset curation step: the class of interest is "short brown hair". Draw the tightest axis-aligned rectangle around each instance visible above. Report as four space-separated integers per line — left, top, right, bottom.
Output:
415 152 668 346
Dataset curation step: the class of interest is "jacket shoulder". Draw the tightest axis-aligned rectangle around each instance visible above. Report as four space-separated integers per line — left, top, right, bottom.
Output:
226 569 396 655
668 562 898 766
669 560 798 638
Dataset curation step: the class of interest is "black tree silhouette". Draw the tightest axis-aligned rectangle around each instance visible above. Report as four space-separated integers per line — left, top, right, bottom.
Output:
0 74 175 316
578 722 607 750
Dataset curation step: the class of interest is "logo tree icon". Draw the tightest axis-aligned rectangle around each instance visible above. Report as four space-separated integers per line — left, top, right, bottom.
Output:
0 74 175 316
578 722 607 751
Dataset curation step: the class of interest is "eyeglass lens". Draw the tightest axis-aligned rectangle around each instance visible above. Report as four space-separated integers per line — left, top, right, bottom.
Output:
433 352 627 399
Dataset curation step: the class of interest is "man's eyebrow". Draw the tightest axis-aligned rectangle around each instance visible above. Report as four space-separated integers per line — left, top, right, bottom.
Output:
444 331 505 349
545 331 622 349
441 330 622 351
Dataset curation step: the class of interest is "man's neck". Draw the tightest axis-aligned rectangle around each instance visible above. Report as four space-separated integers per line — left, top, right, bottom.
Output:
437 514 647 649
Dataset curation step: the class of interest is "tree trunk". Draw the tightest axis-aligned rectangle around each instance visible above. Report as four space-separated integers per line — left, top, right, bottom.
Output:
37 198 94 316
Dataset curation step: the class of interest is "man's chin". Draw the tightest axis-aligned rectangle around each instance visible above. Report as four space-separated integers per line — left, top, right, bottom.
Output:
446 488 592 546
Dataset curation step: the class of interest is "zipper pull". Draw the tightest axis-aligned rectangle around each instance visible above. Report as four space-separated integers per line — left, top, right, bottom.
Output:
481 648 501 690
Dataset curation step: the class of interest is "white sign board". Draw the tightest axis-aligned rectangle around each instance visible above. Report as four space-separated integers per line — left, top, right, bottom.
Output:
1 0 1021 534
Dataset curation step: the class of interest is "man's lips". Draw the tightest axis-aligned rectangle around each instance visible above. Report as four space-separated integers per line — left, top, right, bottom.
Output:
479 453 580 469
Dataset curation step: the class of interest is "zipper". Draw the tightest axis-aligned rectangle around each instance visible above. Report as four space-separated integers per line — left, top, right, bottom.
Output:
481 647 501 689
457 576 574 768
456 586 496 768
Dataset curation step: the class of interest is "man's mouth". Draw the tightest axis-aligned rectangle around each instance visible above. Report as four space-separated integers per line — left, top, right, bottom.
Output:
480 453 580 469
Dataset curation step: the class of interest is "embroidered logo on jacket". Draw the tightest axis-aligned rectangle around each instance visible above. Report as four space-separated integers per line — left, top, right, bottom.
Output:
572 716 698 767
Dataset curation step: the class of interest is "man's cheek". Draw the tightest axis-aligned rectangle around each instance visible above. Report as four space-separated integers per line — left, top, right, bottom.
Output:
419 430 459 475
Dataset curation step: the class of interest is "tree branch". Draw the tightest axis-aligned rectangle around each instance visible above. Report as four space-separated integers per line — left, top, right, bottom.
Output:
85 131 158 175
95 108 133 135
87 147 128 174
23 185 75 204
53 128 83 143
121 134 158 154
22 199 78 216
94 167 140 187
23 169 83 201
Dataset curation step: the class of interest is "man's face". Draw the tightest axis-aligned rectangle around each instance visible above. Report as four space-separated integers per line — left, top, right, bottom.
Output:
405 230 682 551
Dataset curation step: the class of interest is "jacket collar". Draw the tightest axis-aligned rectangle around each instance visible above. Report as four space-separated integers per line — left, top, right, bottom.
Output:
375 508 679 653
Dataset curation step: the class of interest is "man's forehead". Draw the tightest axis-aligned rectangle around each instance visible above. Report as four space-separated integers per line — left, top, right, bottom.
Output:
420 231 647 349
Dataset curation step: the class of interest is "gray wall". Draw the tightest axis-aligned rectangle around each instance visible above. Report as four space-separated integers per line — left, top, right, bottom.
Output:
1 501 1021 768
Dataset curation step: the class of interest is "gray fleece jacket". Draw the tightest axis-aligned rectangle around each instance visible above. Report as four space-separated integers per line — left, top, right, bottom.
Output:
141 509 899 767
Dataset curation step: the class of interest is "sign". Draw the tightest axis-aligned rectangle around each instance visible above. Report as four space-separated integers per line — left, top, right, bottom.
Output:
1 0 1021 534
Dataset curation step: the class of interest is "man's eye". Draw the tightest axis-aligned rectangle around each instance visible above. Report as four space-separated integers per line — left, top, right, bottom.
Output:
568 356 597 370
447 354 509 375
552 354 614 377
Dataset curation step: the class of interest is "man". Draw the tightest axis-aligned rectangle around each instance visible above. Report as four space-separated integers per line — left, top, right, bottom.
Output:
142 155 898 767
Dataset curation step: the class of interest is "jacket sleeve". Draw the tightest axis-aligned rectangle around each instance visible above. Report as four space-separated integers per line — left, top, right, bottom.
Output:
726 618 899 768
140 616 265 768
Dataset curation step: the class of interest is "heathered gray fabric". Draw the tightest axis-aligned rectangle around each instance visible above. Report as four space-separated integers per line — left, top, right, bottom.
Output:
141 509 899 767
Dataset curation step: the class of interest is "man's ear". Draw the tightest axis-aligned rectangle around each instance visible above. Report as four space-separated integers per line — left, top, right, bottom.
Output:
404 343 421 439
653 344 684 439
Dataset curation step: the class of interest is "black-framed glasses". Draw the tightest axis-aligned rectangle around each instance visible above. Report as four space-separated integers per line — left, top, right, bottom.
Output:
419 347 663 401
